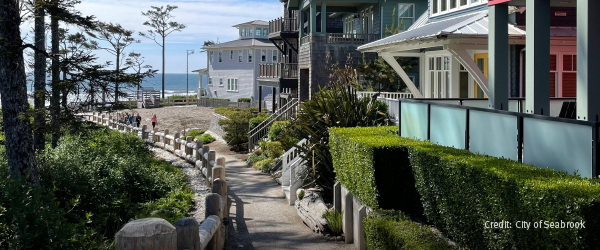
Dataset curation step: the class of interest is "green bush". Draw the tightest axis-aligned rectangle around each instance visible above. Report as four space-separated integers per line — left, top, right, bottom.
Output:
323 209 343 236
185 129 205 138
365 209 455 250
245 153 267 166
136 189 195 224
298 189 305 200
218 108 254 145
330 126 600 249
268 121 290 141
238 98 251 103
197 133 215 144
253 158 277 173
248 113 269 131
266 141 284 158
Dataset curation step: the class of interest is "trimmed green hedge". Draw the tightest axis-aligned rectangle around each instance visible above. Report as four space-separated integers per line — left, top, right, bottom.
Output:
365 209 456 250
330 126 600 249
238 98 251 103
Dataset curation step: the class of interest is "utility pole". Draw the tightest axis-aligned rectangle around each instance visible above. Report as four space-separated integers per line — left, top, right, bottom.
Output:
186 50 195 98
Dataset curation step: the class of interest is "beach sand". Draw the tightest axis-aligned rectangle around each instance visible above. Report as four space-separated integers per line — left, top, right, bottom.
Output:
120 105 214 134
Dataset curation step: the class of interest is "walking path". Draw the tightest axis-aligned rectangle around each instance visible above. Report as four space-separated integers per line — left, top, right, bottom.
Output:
207 141 353 250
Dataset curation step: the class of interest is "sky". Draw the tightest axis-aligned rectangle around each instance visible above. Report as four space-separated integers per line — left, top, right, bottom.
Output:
22 0 282 73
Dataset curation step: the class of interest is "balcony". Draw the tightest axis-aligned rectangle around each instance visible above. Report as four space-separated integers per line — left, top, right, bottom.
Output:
300 33 381 46
269 17 298 39
259 63 299 79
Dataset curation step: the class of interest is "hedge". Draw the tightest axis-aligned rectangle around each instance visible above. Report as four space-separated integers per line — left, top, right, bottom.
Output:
365 209 456 250
238 98 251 103
330 126 600 249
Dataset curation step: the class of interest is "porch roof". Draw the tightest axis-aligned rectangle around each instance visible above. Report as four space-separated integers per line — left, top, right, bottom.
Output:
357 11 526 52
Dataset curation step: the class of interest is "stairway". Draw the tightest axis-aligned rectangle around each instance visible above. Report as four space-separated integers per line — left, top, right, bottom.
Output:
247 98 299 149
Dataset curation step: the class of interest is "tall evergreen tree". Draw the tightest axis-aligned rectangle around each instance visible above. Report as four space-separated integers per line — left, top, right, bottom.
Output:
0 0 40 184
140 5 186 99
33 0 47 152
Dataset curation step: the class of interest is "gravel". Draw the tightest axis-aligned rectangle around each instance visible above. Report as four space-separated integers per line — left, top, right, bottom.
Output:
150 146 210 223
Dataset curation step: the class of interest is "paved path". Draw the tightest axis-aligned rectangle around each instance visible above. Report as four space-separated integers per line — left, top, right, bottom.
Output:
208 141 353 250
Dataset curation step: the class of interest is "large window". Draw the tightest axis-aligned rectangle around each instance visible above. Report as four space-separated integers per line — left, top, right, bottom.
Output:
256 28 262 36
398 4 415 31
238 49 243 63
248 49 253 63
261 50 267 62
272 50 278 62
427 56 451 98
242 28 246 37
227 78 238 91
263 28 268 36
431 0 486 16
249 28 254 36
344 16 354 34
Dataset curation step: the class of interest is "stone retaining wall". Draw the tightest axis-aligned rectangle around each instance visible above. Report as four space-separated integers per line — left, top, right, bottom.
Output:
209 113 228 138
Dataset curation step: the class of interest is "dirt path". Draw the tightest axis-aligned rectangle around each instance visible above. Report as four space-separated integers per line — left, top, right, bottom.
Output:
207 141 354 250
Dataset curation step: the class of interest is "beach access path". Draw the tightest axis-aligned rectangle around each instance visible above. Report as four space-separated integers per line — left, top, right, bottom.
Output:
207 140 353 250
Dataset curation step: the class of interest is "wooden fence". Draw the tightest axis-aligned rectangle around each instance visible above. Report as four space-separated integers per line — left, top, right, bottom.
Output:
89 112 228 250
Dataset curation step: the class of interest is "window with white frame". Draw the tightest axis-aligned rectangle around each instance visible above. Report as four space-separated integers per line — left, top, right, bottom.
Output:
230 50 234 60
209 51 213 65
398 4 415 31
248 49 253 63
272 50 278 62
256 28 262 36
219 78 223 86
263 28 268 36
227 78 238 91
431 0 486 16
208 77 213 85
344 17 354 35
249 28 254 36
427 55 451 98
238 49 243 63
261 50 267 62
242 28 246 37
218 51 222 62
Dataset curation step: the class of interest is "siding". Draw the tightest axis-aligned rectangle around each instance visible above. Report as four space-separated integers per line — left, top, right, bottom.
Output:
515 7 577 27
380 0 428 38
428 4 487 22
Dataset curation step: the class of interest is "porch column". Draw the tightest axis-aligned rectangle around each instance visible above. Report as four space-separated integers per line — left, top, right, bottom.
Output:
577 0 600 121
299 10 304 38
489 3 509 110
321 1 327 33
272 87 276 112
198 73 203 97
259 86 263 112
525 0 550 115
310 1 317 34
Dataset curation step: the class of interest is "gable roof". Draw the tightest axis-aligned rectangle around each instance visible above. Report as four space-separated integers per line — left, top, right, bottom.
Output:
358 11 526 52
202 38 274 49
233 20 269 27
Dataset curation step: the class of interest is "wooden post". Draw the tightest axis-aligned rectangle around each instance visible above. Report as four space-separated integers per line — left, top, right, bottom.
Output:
212 178 228 218
202 145 210 170
174 218 201 250
195 140 203 159
186 136 193 156
207 151 216 185
205 193 224 250
141 125 148 140
115 218 177 250
212 166 225 183
216 157 225 169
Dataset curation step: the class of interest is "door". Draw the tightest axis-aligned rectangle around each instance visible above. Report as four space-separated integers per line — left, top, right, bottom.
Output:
473 53 488 98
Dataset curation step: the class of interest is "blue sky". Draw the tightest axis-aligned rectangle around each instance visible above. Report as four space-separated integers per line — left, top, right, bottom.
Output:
23 0 282 73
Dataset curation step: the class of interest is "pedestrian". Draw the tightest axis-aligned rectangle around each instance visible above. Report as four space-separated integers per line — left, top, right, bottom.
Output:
151 114 157 129
128 113 134 126
136 113 142 128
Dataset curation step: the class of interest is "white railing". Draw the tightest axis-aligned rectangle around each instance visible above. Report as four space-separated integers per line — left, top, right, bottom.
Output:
280 139 308 205
357 91 414 100
378 98 400 121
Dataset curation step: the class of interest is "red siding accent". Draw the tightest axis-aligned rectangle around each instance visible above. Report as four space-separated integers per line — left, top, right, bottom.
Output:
488 0 512 6
550 73 556 97
562 73 577 97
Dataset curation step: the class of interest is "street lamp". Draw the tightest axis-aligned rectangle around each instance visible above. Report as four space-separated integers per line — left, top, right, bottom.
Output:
186 50 195 98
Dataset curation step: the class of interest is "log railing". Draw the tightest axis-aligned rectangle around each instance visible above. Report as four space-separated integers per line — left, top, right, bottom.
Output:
326 33 380 44
89 111 228 250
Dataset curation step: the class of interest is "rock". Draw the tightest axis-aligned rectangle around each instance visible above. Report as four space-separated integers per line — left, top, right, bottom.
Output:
294 192 328 234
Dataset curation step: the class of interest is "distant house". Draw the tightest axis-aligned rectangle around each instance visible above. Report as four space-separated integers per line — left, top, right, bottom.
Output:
201 20 277 102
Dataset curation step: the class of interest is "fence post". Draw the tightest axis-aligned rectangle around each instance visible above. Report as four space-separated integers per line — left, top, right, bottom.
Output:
141 125 148 140
195 140 203 160
174 218 201 250
202 145 210 170
115 218 177 250
207 151 216 185
205 193 224 250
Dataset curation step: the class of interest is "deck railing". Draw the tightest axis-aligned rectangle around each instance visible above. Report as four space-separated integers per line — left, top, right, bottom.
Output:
357 91 414 100
259 63 299 78
269 17 298 34
326 33 380 44
248 98 299 149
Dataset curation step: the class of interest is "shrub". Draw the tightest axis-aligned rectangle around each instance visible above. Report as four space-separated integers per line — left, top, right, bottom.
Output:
169 94 197 99
259 139 267 150
200 97 229 101
323 209 343 236
266 141 284 158
218 109 254 145
298 189 305 200
330 126 600 249
197 134 216 144
249 113 269 131
365 209 456 250
136 189 195 224
268 121 290 141
238 98 251 103
245 153 267 166
253 158 277 173
186 129 205 138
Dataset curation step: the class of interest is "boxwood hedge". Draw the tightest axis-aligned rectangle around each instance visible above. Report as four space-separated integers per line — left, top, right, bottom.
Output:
330 126 600 249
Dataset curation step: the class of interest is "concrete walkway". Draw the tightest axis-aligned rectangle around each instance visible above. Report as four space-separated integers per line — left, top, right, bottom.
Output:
208 141 353 250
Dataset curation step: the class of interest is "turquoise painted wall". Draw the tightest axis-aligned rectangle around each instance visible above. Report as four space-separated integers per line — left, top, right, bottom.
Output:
380 0 428 38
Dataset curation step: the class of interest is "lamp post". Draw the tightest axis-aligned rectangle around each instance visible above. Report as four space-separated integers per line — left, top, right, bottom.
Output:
186 50 195 98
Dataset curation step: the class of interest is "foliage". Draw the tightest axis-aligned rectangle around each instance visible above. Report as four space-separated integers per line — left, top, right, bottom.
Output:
238 98 251 103
185 129 205 138
365 209 456 250
292 76 390 194
248 112 269 131
268 121 299 151
218 108 255 146
298 189 305 200
266 141 284 158
201 97 230 101
170 94 197 99
330 126 600 249
330 126 422 214
244 153 267 166
358 55 418 92
322 209 343 236
253 158 277 173
136 189 195 224
197 133 216 144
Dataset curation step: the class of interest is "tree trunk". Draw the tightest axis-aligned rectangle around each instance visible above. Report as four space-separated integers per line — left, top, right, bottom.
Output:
61 70 67 110
162 36 165 99
0 0 40 184
115 51 120 103
33 0 46 152
50 0 60 148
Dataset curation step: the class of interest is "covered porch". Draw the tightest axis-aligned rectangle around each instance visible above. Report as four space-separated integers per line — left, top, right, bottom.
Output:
192 68 208 98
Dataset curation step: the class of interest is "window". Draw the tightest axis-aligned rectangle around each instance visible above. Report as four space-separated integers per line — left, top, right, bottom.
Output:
218 51 222 62
261 50 267 62
242 28 246 37
219 78 223 86
398 4 415 31
227 78 238 91
238 49 243 63
431 0 485 16
227 79 231 91
209 51 213 65
272 50 278 62
427 55 451 98
208 77 213 85
249 28 254 36
561 54 577 97
256 28 262 36
230 50 233 60
263 28 268 36
248 49 253 63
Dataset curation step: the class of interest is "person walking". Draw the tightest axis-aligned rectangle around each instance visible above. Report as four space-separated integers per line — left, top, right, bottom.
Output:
135 113 142 128
128 113 134 126
151 114 157 129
